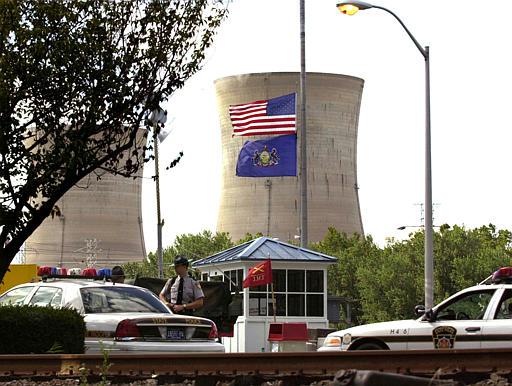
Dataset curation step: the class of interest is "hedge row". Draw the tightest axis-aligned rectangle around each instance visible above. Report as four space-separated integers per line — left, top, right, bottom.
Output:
0 305 85 354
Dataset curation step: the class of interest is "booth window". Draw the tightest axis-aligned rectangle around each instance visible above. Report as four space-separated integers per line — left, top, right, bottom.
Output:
273 269 286 292
307 270 323 292
288 294 305 316
288 270 305 292
307 294 323 316
248 268 324 317
223 269 244 292
249 293 267 316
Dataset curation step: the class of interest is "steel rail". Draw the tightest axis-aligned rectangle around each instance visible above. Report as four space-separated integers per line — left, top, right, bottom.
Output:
0 349 511 378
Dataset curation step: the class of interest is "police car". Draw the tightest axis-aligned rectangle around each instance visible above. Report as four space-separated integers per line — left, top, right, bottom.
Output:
318 267 512 351
0 277 225 353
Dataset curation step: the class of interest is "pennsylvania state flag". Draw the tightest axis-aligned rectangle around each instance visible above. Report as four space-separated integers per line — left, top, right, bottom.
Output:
236 134 297 177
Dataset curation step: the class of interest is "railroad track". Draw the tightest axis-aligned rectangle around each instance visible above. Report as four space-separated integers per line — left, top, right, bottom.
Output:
0 349 511 379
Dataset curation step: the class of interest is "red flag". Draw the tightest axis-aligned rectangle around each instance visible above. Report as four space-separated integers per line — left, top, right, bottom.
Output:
243 259 272 288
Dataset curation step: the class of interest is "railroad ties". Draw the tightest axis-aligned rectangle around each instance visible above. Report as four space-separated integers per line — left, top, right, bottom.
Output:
0 350 509 383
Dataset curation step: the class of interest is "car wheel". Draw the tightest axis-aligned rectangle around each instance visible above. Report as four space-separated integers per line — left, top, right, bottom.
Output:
354 341 386 350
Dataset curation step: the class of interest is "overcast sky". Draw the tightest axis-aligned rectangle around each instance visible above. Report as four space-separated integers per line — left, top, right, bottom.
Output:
141 0 512 253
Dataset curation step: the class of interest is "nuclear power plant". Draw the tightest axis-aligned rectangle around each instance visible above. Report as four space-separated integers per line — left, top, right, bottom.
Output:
25 144 147 268
24 72 365 264
215 72 365 243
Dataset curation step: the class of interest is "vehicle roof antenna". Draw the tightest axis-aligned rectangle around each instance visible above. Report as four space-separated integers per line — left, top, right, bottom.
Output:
479 275 493 285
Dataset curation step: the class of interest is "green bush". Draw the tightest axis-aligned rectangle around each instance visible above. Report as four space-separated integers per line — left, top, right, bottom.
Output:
0 305 85 354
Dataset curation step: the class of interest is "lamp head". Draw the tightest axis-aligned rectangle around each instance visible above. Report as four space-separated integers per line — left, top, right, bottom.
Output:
336 1 374 15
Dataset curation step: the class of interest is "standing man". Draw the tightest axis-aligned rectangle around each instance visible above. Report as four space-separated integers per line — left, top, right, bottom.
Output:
159 256 204 315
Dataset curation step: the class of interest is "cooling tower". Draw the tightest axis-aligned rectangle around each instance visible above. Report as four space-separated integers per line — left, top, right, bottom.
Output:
215 72 364 243
25 138 146 268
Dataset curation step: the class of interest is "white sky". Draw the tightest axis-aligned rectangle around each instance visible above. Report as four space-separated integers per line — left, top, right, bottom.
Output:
141 0 512 253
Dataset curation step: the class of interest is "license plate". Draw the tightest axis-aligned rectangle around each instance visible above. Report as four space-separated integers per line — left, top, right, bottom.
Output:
167 328 185 340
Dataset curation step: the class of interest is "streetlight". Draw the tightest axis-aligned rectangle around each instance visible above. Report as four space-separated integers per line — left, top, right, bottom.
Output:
337 1 434 309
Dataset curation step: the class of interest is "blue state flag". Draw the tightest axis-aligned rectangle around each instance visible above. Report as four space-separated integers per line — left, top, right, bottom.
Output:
236 134 297 177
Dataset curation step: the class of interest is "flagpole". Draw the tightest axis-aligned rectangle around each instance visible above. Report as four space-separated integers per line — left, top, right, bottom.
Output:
299 0 308 247
266 254 276 322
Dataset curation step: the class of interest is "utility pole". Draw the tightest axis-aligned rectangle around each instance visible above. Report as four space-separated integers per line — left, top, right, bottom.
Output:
149 108 167 279
154 131 163 279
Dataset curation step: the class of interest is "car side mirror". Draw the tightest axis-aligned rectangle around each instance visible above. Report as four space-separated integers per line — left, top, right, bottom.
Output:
414 305 425 317
423 308 436 322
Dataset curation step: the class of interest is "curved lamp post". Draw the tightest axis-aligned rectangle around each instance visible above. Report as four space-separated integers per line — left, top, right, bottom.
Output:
336 1 434 309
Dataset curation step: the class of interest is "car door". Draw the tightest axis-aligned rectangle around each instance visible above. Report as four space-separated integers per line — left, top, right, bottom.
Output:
481 287 512 348
407 289 496 350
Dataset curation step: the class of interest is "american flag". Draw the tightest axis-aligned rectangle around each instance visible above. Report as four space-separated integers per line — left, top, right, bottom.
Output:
229 93 296 136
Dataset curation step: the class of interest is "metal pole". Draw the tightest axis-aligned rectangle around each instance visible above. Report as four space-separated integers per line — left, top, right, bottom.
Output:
299 0 308 247
367 5 434 309
154 129 164 279
424 46 433 309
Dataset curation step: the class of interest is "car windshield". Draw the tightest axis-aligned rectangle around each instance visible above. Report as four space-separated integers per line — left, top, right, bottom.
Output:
80 286 170 314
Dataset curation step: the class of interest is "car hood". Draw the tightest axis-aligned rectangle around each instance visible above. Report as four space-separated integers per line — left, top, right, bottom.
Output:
330 319 416 338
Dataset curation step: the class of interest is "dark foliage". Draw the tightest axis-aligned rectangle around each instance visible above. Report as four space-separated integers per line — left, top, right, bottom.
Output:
0 0 228 282
0 304 85 353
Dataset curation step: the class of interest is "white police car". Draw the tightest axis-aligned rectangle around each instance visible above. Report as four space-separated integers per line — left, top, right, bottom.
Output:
0 277 225 353
319 267 512 351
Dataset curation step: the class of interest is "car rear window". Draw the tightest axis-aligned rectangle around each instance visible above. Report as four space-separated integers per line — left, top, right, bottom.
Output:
29 287 63 307
0 286 34 305
80 286 169 314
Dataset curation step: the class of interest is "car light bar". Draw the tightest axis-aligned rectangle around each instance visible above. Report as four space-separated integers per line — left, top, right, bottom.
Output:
37 266 113 278
492 267 512 284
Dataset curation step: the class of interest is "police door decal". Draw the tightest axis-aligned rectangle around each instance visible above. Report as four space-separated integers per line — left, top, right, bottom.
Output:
432 326 457 349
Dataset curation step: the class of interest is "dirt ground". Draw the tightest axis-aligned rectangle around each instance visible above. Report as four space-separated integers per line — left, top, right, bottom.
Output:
0 373 510 386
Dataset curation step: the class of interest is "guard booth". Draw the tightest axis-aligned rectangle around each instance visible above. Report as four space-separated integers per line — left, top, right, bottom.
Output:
192 237 336 353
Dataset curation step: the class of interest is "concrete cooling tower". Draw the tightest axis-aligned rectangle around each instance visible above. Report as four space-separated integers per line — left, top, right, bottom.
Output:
215 72 364 243
25 142 146 268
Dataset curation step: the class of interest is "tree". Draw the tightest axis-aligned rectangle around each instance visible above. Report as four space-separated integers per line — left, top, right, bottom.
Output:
359 224 512 323
436 224 512 299
0 0 228 282
167 230 234 262
357 233 424 323
236 232 264 245
313 225 512 325
311 227 380 327
123 230 234 278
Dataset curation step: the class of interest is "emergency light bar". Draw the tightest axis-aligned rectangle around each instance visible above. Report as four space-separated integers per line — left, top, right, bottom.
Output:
492 267 512 284
37 266 112 278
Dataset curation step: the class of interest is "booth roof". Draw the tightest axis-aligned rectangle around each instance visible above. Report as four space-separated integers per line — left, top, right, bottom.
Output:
191 237 336 267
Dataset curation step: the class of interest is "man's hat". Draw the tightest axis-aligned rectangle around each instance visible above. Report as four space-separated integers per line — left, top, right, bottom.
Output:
112 266 125 277
174 255 189 266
